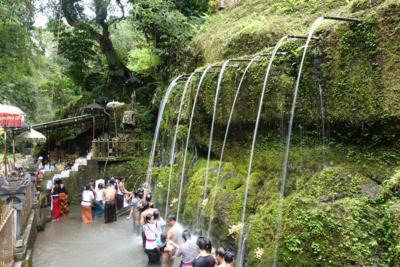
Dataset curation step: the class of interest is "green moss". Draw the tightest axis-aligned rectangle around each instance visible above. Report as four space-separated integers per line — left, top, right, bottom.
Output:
146 1 400 266
149 139 400 265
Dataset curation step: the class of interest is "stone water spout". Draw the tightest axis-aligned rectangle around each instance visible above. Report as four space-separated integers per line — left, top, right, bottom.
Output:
146 75 184 186
273 16 361 267
206 55 266 237
234 33 321 267
164 73 196 218
323 16 362 23
176 62 240 223
176 65 222 222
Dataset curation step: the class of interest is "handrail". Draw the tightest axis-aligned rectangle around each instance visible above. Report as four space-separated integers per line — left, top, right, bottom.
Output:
92 139 152 160
0 201 14 232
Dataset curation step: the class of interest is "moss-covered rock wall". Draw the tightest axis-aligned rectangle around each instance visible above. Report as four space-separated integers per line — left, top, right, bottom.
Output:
150 0 400 265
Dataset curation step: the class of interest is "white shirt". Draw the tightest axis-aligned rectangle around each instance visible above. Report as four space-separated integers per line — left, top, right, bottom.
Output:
95 189 105 202
81 190 94 206
156 218 166 233
143 223 159 250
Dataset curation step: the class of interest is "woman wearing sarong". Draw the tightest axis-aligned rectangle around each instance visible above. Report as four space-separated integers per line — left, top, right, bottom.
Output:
51 179 62 221
93 183 105 218
58 180 69 216
81 185 94 223
143 214 161 265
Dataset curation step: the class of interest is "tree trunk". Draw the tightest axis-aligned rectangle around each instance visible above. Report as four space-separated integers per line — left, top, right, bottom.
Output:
61 0 133 94
98 25 131 92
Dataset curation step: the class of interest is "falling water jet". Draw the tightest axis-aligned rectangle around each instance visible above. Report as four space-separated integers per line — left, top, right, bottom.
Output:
273 16 361 267
203 60 232 206
175 63 239 224
206 55 263 237
273 18 325 267
164 73 196 218
235 35 290 267
236 33 320 267
201 58 253 236
176 65 217 223
146 75 184 186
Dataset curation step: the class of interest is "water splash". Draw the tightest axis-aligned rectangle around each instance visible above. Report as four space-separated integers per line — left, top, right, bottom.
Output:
146 75 183 186
236 36 289 267
164 73 196 218
176 65 214 223
207 56 261 237
273 17 325 267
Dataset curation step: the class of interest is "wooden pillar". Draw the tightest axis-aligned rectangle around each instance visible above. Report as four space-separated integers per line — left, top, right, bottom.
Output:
3 129 8 179
12 132 15 168
92 117 95 140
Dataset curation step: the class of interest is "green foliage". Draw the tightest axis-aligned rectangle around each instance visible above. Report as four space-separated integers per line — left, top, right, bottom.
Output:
127 47 161 76
39 74 82 118
173 0 209 16
57 25 100 85
0 0 41 121
131 0 195 76
111 20 146 63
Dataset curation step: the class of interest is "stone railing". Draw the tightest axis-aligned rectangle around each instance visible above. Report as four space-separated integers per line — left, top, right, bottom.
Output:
0 202 15 267
20 182 32 231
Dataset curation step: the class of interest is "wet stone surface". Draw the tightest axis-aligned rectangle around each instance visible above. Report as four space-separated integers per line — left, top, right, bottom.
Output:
33 206 149 267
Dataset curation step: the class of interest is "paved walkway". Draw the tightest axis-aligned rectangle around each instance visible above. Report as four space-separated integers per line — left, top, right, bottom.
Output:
32 206 149 267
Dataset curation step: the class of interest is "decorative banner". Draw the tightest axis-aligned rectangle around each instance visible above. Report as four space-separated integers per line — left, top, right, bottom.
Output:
0 114 25 127
0 104 25 127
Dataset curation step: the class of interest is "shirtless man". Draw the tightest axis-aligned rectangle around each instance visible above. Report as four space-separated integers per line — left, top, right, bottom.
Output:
104 180 117 223
164 214 182 266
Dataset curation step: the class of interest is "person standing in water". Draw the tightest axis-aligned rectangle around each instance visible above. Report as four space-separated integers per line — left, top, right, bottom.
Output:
117 177 130 209
153 210 166 234
215 247 226 267
165 214 182 266
169 229 199 267
57 180 69 217
50 178 62 221
167 214 182 244
143 214 161 265
93 183 105 218
104 180 117 223
223 250 235 267
193 237 215 267
81 185 94 224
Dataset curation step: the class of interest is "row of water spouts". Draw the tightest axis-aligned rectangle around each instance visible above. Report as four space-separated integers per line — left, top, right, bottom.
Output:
146 16 362 266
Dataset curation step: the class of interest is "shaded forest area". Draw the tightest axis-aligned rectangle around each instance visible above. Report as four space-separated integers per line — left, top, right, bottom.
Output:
1 0 210 123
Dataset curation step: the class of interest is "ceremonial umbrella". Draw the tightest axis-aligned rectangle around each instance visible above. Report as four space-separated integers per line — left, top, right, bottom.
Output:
106 101 125 109
0 104 25 127
0 104 25 179
17 128 46 142
106 101 125 137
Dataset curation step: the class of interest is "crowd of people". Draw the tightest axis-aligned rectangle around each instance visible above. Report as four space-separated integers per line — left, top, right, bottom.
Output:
80 176 130 224
73 175 238 267
130 185 237 267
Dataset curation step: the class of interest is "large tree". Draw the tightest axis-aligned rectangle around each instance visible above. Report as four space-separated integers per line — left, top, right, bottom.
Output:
0 0 38 119
60 0 135 92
